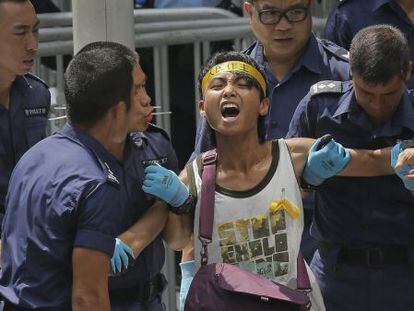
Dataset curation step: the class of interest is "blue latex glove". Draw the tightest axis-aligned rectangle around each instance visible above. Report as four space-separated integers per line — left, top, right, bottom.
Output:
391 143 414 190
142 165 189 207
303 137 351 186
179 260 195 311
111 238 135 274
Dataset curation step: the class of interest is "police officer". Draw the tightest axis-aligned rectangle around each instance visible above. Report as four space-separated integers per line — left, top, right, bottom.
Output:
324 0 414 88
288 25 414 311
108 125 180 311
192 0 350 262
0 0 50 227
0 41 157 310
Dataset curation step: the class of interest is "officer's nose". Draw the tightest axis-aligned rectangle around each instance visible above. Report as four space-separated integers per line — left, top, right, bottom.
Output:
274 15 294 32
26 31 39 53
141 89 151 107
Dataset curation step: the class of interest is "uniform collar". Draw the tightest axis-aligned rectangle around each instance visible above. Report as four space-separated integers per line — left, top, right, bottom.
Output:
11 75 32 95
296 33 323 75
60 123 122 168
129 131 149 148
333 82 414 133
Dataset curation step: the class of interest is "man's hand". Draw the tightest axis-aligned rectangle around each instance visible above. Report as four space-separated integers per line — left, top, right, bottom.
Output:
142 165 189 207
111 238 135 274
391 143 414 190
179 260 195 311
303 136 351 186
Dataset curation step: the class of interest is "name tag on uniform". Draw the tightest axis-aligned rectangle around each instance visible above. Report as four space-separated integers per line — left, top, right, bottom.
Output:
24 107 48 117
142 157 168 167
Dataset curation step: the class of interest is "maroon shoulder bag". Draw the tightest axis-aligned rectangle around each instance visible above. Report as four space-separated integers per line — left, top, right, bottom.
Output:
184 149 312 311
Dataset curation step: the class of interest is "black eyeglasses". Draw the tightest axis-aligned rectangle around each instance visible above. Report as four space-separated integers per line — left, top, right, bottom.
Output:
255 5 310 25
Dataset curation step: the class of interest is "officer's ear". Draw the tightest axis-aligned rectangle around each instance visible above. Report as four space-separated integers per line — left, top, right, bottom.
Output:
259 97 270 116
198 99 206 117
243 1 254 20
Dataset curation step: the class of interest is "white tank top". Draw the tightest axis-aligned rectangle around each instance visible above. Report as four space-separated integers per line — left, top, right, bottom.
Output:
191 139 325 311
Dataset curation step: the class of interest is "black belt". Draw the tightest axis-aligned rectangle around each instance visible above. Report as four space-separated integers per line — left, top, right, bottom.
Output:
318 242 410 268
109 274 165 303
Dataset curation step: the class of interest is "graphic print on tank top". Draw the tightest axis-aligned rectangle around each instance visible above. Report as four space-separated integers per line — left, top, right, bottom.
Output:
216 187 300 280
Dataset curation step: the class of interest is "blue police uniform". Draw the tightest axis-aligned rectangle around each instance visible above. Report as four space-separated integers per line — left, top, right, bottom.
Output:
287 80 414 311
0 123 128 310
0 73 50 225
324 0 414 88
109 124 178 311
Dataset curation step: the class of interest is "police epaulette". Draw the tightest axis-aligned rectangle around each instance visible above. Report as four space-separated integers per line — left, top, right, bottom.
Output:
320 39 349 62
310 80 342 97
25 73 49 89
147 123 170 141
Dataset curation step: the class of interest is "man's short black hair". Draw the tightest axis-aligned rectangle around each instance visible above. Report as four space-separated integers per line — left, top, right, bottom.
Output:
64 41 138 126
350 24 410 84
198 51 268 144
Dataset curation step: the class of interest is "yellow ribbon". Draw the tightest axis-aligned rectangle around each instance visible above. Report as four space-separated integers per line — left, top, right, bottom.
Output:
269 199 301 219
201 61 267 96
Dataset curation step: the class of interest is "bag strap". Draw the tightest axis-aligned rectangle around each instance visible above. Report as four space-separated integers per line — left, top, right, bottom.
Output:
197 147 311 293
297 252 311 291
198 149 218 266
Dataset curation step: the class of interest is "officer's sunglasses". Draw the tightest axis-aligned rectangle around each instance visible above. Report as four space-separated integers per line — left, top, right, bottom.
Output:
255 4 310 25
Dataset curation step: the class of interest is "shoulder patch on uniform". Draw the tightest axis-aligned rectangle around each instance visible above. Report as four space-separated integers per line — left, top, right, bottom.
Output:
24 73 49 89
103 162 120 186
320 39 349 62
310 80 342 97
147 123 171 141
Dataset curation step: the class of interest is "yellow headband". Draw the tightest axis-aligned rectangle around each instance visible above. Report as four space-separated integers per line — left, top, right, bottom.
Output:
201 61 267 96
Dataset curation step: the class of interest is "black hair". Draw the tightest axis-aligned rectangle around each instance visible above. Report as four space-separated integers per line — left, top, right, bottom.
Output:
198 51 268 144
350 24 409 84
64 41 138 126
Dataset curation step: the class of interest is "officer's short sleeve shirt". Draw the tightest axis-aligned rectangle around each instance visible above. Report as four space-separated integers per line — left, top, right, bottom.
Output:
0 74 50 211
287 80 414 245
0 123 127 309
109 124 179 290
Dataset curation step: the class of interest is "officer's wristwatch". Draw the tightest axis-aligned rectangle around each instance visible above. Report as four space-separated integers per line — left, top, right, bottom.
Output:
170 193 195 215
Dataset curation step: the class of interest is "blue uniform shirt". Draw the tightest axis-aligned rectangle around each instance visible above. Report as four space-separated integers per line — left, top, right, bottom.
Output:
287 80 414 245
109 124 178 291
0 123 128 309
0 74 50 213
192 33 350 159
324 0 414 88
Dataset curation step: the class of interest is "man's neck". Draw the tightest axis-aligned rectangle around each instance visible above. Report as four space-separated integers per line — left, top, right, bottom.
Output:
216 131 271 173
79 122 126 162
215 132 273 191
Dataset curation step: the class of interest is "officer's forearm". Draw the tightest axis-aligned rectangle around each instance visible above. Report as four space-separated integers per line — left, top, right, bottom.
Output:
72 248 110 311
163 212 192 251
339 148 393 177
118 199 169 257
